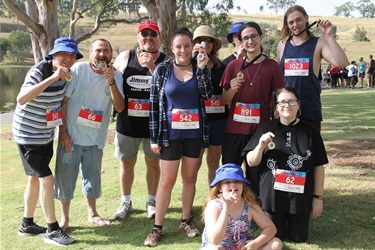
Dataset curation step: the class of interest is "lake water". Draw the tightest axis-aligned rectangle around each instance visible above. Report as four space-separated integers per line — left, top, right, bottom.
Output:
0 66 31 112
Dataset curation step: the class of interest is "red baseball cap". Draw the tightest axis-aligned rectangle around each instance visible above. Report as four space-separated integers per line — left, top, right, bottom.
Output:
138 20 160 34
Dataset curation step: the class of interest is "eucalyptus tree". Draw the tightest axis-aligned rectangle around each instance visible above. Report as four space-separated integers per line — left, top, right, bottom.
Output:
263 0 296 14
2 0 144 63
356 0 375 18
334 1 355 17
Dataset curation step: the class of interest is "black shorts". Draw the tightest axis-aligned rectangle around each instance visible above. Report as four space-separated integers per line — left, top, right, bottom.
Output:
161 138 203 160
17 141 54 177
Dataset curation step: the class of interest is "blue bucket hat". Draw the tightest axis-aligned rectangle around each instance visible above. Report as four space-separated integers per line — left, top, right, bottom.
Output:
226 21 245 44
210 163 251 188
48 37 83 60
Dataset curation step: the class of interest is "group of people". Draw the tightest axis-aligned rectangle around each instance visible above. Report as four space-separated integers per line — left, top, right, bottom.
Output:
13 4 349 248
324 54 375 89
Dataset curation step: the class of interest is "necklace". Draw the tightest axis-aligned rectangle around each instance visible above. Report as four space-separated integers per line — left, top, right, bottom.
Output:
237 53 262 79
245 62 262 86
173 60 192 67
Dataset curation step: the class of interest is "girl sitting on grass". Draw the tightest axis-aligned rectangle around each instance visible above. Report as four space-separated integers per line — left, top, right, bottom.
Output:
201 163 282 250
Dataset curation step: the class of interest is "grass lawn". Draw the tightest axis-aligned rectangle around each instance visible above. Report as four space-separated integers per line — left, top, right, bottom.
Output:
0 89 374 249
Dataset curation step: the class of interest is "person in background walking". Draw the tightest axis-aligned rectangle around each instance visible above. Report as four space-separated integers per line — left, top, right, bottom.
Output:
366 55 374 88
358 57 366 87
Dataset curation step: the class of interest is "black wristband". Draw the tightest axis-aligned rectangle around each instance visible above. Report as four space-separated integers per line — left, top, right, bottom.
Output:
108 80 115 86
313 194 323 200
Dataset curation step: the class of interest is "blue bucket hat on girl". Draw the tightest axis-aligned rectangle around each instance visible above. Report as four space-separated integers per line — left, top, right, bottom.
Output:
210 163 251 188
226 21 245 44
48 37 83 60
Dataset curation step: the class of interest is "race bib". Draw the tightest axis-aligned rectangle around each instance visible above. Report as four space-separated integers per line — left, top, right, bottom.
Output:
171 108 199 129
274 169 306 194
233 102 260 124
284 58 310 76
204 95 225 114
128 98 150 117
46 107 62 128
76 106 104 129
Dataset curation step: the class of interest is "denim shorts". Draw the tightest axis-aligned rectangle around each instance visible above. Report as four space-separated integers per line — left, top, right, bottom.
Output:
54 144 103 201
114 132 159 160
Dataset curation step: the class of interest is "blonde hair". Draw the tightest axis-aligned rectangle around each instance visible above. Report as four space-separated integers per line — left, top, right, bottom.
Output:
201 181 258 223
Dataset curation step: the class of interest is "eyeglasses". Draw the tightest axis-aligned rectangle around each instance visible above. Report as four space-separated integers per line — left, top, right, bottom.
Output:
196 37 214 44
276 99 299 107
140 30 158 38
242 34 260 42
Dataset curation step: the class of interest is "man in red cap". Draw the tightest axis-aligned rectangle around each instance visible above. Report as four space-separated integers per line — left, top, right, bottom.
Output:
112 20 169 220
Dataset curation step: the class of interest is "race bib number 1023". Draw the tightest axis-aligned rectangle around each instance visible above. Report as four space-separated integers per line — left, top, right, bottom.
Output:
284 58 310 76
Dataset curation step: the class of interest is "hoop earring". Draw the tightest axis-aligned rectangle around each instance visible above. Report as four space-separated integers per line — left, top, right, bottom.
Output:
297 109 302 117
274 110 280 119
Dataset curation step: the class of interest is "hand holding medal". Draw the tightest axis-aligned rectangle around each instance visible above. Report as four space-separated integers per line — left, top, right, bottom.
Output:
259 132 275 150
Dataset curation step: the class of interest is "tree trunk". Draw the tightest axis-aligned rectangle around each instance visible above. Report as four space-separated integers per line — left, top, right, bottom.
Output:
3 0 60 63
141 0 177 56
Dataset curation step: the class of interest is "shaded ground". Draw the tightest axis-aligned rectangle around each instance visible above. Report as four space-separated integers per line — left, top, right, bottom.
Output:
1 125 373 170
105 130 374 170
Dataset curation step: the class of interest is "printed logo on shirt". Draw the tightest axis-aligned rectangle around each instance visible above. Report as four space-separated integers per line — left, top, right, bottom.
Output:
127 75 151 89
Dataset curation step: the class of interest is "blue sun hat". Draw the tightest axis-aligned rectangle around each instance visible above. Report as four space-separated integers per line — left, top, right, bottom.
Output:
48 37 83 60
210 163 251 188
226 21 245 44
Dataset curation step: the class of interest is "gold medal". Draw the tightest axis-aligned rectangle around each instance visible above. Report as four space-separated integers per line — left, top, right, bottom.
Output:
65 75 72 82
268 141 275 150
237 71 244 79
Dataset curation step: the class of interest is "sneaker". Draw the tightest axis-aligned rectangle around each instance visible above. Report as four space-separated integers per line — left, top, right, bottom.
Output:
114 200 133 220
44 227 74 246
146 199 156 219
144 228 163 247
179 220 200 238
18 223 47 236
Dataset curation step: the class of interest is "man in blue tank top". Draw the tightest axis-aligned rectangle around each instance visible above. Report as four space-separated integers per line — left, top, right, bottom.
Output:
277 5 349 132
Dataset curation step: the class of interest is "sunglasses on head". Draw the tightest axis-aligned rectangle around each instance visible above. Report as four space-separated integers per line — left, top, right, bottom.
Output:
140 30 158 38
196 37 214 44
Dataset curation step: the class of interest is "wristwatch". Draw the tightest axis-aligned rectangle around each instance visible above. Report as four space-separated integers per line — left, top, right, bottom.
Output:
313 194 323 200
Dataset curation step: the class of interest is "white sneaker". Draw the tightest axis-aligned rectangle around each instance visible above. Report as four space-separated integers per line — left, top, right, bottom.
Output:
146 199 156 219
179 220 200 238
114 200 133 220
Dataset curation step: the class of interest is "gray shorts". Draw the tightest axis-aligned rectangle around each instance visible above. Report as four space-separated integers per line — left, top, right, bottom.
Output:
114 132 159 160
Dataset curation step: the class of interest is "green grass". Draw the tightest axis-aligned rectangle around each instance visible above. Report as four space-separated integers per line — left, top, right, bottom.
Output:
1 90 375 249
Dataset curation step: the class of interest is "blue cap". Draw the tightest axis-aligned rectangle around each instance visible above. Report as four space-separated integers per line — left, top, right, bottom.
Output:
226 21 245 44
48 37 83 60
210 163 251 188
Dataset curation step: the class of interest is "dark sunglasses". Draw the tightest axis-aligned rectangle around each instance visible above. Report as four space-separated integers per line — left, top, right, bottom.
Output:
196 37 214 44
140 30 158 38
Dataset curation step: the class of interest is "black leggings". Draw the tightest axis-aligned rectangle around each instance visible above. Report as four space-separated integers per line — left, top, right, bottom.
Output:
265 210 310 243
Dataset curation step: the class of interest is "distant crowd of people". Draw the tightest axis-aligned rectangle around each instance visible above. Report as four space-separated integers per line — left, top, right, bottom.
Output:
323 54 375 89
13 4 351 249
